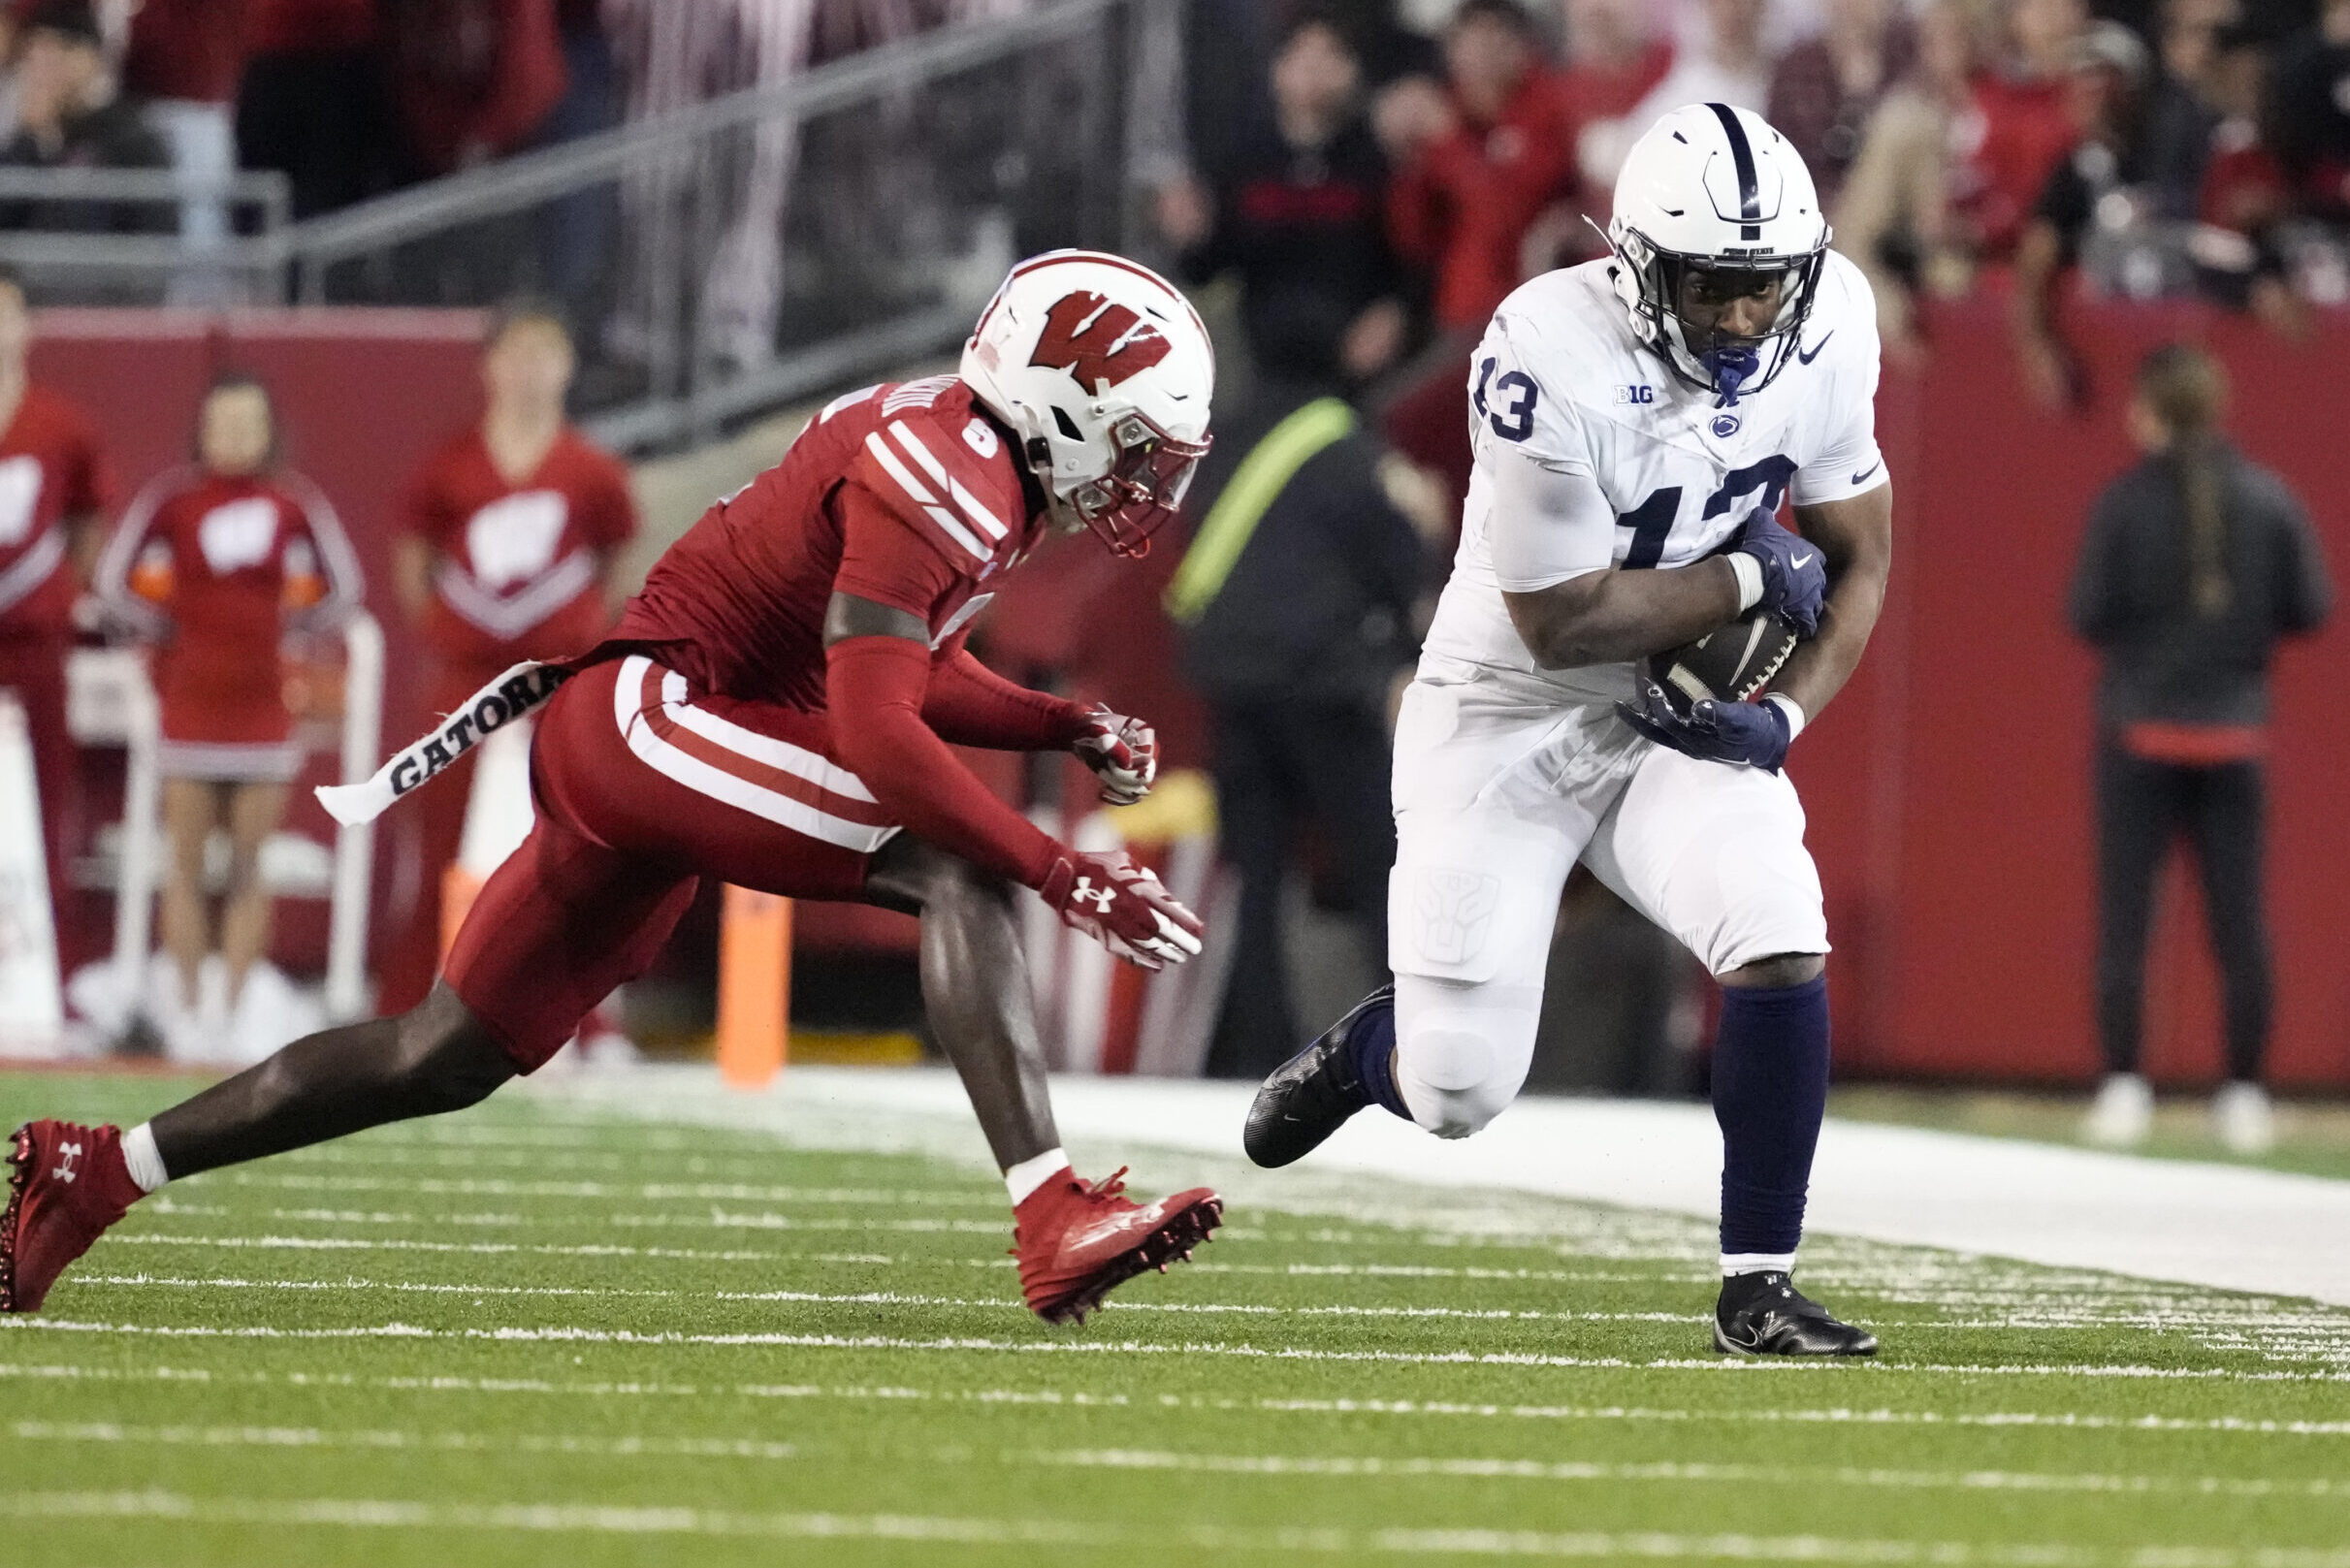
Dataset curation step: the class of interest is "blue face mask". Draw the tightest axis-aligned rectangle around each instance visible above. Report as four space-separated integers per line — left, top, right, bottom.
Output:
1699 345 1760 408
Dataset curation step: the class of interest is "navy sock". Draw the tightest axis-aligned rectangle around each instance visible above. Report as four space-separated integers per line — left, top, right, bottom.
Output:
1347 994 1410 1120
1711 974 1831 1258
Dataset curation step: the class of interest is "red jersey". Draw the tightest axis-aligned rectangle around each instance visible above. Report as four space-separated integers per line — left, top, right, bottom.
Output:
123 0 252 104
0 385 110 638
98 467 363 748
407 425 636 670
614 375 1046 712
247 0 375 54
1388 70 1577 330
1960 73 2076 259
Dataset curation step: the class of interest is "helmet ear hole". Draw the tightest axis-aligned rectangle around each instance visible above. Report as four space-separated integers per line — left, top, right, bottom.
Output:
1051 405 1083 442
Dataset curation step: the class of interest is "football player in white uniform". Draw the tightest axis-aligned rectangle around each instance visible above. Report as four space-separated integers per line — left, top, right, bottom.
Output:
1243 103 1893 1357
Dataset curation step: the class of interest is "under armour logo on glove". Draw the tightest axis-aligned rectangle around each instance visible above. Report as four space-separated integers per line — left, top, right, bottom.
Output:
1073 705 1157 807
1041 848 1204 971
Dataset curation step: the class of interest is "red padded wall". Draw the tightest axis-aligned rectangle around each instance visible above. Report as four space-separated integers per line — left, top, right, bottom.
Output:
1793 290 2350 1089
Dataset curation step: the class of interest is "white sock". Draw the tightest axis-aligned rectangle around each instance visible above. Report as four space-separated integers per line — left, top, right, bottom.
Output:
1004 1147 1071 1205
1722 1252 1795 1277
120 1123 170 1194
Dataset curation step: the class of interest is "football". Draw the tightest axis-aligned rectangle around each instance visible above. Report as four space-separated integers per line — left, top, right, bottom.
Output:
1646 606 1801 716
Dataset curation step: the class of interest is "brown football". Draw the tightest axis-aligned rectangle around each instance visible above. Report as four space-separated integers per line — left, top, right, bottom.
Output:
1645 607 1799 717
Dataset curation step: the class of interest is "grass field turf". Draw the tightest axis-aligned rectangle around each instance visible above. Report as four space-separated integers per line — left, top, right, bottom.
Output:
1 1068 2347 1566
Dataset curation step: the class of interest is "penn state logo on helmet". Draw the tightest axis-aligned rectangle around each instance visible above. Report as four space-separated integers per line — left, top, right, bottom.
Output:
959 250 1214 558
1605 104 1830 407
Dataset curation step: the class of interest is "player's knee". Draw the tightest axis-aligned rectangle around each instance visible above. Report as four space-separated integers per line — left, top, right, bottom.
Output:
1393 978 1538 1139
391 986 517 1113
1720 952 1824 989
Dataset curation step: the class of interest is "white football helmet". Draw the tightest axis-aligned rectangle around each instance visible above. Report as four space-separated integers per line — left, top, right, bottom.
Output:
960 249 1214 558
1606 103 1830 405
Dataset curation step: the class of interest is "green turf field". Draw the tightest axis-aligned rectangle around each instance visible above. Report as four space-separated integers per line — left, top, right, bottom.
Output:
1 1068 2346 1566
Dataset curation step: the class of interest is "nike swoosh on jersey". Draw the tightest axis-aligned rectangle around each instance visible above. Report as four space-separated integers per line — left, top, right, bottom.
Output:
1796 332 1834 365
1851 461 1883 486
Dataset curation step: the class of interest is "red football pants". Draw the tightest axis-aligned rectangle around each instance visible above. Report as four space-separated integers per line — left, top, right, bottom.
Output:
444 655 898 1070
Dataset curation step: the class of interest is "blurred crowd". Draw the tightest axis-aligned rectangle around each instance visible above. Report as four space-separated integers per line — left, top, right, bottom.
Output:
1156 0 2350 433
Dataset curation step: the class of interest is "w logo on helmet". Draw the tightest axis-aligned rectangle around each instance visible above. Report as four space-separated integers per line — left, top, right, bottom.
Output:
1028 291 1171 390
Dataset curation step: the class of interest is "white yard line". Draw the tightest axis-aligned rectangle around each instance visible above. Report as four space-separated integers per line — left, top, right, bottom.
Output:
1030 1447 2350 1498
4 1359 2347 1438
7 1421 795 1459
7 1489 2348 1564
549 1067 2350 1307
2 1419 2333 1499
5 1318 2344 1381
201 1173 1004 1206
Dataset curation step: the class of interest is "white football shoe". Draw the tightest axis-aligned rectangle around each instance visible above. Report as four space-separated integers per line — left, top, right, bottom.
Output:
2083 1072 2154 1147
2211 1080 2276 1156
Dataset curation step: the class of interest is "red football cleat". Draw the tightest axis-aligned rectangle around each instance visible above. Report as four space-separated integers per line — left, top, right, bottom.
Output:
1013 1166 1222 1325
2 1121 144 1313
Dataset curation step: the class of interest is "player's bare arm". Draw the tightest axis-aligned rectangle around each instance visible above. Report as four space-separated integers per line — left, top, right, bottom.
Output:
1501 558 1743 668
1772 480 1892 723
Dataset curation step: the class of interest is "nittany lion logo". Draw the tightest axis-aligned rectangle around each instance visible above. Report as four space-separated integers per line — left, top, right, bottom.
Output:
1028 291 1172 391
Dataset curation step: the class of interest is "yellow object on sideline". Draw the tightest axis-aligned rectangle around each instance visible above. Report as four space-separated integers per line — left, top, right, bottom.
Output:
718 885 792 1088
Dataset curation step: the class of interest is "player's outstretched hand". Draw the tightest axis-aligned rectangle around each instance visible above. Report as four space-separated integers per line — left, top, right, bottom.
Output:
1618 680 1792 772
1041 849 1204 970
1073 705 1157 806
1732 509 1826 637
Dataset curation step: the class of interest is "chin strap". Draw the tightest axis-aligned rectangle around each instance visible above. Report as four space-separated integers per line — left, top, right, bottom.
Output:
1700 345 1761 407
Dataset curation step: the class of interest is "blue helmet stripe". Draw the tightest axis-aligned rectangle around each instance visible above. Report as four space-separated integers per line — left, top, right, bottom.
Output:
1706 102 1760 221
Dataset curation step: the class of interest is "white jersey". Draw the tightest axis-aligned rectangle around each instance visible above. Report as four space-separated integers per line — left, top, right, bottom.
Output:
1421 250 1884 704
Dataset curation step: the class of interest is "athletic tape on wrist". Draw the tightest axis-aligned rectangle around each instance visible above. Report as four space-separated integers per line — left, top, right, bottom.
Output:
1727 552 1764 613
1763 692 1806 741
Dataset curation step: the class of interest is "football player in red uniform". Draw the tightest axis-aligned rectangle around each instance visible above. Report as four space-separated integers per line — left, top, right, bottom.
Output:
383 304 639 1013
95 373 363 1050
6 251 1222 1325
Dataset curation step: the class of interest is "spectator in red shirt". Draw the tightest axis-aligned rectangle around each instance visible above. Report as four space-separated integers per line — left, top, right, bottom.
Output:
1383 0 1573 334
0 269 111 934
1554 0 1674 235
237 0 388 219
1967 0 2088 259
377 0 566 180
382 305 637 1012
95 375 363 1053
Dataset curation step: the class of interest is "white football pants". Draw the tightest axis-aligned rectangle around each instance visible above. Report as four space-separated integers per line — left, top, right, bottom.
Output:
1386 656 1829 1138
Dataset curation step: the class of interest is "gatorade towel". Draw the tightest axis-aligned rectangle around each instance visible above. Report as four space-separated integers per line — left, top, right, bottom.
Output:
315 660 570 826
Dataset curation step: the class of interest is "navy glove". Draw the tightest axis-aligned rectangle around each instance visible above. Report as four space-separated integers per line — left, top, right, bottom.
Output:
1618 679 1793 772
1732 509 1826 637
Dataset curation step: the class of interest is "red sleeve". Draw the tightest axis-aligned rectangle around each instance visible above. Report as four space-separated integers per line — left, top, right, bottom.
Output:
831 477 965 622
921 644 1092 752
578 447 638 550
403 448 460 547
826 634 1062 888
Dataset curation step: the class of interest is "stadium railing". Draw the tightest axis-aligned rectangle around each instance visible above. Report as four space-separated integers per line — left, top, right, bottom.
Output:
0 168 292 302
270 0 1172 452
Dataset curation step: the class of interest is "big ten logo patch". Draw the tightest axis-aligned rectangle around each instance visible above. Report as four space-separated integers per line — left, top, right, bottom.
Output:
466 491 570 591
0 456 44 548
1413 868 1501 966
196 496 281 575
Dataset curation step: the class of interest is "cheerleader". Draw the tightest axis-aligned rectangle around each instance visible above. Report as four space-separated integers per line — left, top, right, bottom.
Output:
96 373 362 1051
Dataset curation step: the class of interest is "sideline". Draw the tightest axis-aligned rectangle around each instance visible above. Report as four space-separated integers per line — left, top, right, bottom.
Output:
537 1066 2350 1309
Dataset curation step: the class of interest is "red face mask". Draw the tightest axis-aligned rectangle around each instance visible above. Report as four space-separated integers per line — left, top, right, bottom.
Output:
1069 412 1210 559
